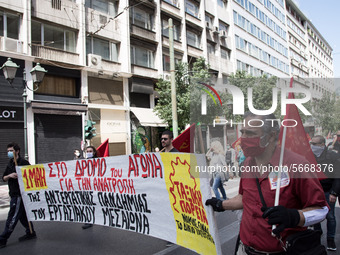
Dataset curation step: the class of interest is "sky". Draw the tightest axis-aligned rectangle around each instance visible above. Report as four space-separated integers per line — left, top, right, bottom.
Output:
293 0 340 78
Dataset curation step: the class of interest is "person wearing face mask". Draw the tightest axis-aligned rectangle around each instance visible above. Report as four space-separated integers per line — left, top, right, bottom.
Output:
82 145 98 230
0 143 36 249
205 113 328 255
311 135 340 251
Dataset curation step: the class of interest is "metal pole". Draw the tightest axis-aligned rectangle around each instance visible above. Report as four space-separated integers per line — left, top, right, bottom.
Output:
169 18 178 138
22 70 28 161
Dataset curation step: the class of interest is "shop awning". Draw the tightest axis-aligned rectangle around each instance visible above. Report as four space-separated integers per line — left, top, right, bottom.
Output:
131 107 167 127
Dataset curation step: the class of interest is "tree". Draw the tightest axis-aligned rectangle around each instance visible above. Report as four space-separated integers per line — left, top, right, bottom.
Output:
154 61 191 131
226 71 279 120
154 57 222 131
313 93 338 134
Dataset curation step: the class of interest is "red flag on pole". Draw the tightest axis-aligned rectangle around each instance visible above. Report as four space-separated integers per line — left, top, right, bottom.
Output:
172 123 196 152
96 138 110 157
278 77 324 179
278 78 316 167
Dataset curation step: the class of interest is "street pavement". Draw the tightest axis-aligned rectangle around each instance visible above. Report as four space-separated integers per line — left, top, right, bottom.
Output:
0 178 339 254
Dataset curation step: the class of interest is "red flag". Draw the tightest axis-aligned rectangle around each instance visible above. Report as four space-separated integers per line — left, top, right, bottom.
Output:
96 138 110 157
172 124 196 152
278 78 324 178
231 137 241 150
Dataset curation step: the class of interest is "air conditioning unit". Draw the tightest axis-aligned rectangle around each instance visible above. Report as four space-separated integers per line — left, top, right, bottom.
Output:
87 54 102 69
220 30 227 38
213 26 219 34
4 38 23 53
206 21 211 30
99 14 108 25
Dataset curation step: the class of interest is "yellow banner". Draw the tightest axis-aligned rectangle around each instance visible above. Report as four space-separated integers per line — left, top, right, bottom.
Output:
21 164 48 191
161 153 216 255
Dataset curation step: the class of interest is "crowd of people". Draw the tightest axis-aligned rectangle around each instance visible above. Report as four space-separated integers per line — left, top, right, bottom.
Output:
2 121 340 253
205 113 340 254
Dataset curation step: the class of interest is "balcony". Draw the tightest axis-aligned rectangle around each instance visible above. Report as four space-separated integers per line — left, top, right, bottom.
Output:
31 44 79 65
130 25 157 42
160 0 181 19
131 65 158 79
162 37 183 52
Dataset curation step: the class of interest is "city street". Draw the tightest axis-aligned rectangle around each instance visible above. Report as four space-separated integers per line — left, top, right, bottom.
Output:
0 178 339 254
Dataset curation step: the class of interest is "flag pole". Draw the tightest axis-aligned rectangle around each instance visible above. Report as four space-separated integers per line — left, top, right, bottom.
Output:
272 77 293 234
13 152 33 234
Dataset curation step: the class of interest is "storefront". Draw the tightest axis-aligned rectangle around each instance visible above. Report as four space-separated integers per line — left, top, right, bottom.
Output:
0 106 24 184
130 107 167 153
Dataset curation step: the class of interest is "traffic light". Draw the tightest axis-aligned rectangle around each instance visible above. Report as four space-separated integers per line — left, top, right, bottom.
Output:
85 120 96 140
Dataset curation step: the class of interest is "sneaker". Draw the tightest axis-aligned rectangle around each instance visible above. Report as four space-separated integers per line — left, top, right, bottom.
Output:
82 223 93 229
18 232 37 242
0 239 6 248
327 238 337 251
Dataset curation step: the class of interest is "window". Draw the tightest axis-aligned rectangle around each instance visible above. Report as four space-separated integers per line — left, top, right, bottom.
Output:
217 0 224 7
85 0 118 16
219 22 229 33
0 11 20 39
185 0 199 18
221 48 230 59
86 36 119 61
131 46 154 68
36 75 77 97
186 29 200 48
163 55 180 71
162 18 181 41
207 43 215 54
131 6 153 30
7 13 20 39
164 0 178 6
32 21 76 52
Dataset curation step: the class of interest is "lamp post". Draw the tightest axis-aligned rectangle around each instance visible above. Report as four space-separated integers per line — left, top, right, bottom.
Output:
1 58 47 160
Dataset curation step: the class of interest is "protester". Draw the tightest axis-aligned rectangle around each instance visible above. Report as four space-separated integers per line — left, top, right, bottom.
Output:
206 141 228 200
329 131 340 152
311 135 340 251
161 131 178 247
225 144 236 178
205 113 328 254
82 145 98 230
237 149 246 177
0 143 36 248
161 130 179 152
73 149 83 160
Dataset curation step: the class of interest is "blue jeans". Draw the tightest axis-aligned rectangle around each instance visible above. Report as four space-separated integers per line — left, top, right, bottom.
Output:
212 175 227 200
0 196 34 242
314 192 336 239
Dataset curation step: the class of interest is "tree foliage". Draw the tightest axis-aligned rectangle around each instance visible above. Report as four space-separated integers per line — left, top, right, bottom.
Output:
313 93 339 134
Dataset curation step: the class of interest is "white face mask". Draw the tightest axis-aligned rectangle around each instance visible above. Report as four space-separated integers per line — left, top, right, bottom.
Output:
86 152 93 159
75 152 80 157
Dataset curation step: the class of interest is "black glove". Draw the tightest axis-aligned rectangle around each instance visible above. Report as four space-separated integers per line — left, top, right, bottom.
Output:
205 198 225 212
262 205 300 236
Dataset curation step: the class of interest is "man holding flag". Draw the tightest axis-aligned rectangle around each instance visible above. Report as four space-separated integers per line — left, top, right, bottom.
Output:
206 112 328 254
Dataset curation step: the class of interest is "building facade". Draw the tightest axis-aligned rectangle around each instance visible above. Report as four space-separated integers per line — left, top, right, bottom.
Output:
0 0 334 178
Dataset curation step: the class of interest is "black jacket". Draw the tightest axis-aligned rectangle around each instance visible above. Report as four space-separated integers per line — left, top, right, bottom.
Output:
2 156 30 197
314 148 340 195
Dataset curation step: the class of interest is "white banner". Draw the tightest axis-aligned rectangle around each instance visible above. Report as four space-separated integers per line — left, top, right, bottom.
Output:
17 153 221 255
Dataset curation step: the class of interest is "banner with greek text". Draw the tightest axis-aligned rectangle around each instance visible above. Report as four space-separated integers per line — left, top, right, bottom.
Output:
16 153 219 255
